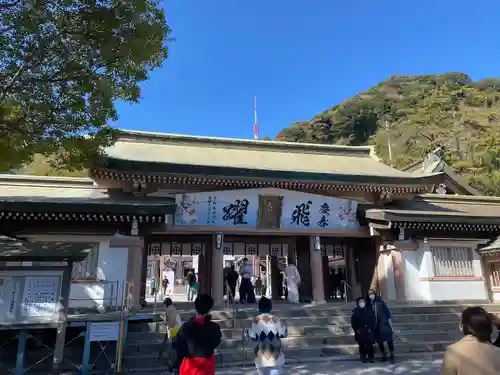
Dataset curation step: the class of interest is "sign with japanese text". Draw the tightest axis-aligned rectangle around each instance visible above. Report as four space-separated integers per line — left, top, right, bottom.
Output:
281 191 358 229
174 189 359 229
175 191 258 227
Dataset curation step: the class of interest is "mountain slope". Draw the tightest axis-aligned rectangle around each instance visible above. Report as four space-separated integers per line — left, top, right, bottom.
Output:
276 73 500 195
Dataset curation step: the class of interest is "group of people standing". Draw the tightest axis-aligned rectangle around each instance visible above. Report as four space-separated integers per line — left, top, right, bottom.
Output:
351 292 500 374
162 285 500 375
161 293 285 375
350 289 394 363
223 257 302 305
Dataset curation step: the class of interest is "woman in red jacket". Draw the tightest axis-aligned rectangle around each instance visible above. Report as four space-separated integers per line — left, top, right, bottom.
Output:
173 294 222 375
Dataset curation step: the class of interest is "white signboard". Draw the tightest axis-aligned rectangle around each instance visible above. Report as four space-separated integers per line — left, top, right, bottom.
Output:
21 277 59 318
89 321 120 342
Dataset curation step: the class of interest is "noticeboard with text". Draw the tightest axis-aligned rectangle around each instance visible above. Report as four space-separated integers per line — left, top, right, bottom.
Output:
0 271 63 325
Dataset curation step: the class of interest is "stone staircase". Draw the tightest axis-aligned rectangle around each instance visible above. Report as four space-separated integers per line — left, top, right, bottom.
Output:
121 302 500 371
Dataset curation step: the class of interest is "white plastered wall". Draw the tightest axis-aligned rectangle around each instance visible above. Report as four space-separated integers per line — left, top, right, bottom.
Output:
403 239 488 301
21 234 129 310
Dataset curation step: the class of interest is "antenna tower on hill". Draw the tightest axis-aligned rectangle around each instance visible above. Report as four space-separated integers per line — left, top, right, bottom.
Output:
254 96 258 140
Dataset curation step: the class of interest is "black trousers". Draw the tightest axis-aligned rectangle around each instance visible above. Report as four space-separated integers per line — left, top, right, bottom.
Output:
239 278 256 303
358 342 374 359
227 284 236 303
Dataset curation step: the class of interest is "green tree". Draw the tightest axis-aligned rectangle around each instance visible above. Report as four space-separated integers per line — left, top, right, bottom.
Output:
0 0 172 171
276 73 500 195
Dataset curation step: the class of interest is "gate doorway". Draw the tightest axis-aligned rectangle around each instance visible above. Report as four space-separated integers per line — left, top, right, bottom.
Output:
144 235 212 303
222 236 292 302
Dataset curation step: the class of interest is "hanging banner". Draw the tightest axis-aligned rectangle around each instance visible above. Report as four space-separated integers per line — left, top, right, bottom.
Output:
175 191 258 227
281 193 358 229
175 189 359 229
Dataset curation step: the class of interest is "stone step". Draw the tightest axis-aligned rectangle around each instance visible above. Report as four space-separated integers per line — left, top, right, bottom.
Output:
171 304 500 321
127 320 462 342
208 312 466 329
139 312 465 332
122 340 451 369
123 330 461 356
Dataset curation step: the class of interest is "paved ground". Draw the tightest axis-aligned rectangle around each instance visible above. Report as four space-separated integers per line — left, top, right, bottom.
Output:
129 356 443 375
214 358 443 374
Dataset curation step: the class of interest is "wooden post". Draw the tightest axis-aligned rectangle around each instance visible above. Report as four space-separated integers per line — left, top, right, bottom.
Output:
52 260 73 374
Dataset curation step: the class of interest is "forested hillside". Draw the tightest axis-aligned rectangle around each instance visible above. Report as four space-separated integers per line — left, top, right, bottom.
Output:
276 73 500 195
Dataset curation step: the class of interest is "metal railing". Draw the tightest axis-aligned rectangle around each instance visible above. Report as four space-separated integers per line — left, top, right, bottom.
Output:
341 280 352 307
224 281 238 330
68 280 125 312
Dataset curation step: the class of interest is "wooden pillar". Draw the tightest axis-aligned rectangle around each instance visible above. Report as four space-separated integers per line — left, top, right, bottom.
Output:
309 237 325 303
52 260 73 373
199 242 213 295
346 244 360 300
139 245 148 305
322 254 331 300
211 235 224 307
271 256 281 300
392 249 406 300
296 236 312 302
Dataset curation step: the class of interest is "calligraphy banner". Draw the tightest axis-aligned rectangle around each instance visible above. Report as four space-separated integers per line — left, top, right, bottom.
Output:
175 191 258 226
280 191 359 229
175 189 359 229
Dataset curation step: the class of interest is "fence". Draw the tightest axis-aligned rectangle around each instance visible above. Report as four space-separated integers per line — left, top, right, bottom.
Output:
69 280 124 312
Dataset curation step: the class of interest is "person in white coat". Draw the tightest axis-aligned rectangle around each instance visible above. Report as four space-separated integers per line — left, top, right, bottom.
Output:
285 259 301 304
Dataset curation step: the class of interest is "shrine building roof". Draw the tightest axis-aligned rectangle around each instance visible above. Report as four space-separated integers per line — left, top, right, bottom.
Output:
0 174 175 223
365 194 500 232
0 236 93 261
401 148 480 196
91 130 444 194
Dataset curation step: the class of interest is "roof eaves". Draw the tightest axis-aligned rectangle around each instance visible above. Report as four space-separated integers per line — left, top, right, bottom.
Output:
97 157 445 186
416 194 500 204
478 237 500 255
401 158 425 172
367 209 500 224
441 165 481 196
0 174 94 188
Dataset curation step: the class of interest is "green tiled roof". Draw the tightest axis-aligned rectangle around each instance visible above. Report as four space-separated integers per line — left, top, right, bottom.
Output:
99 130 443 186
0 174 175 215
366 194 500 224
0 236 92 261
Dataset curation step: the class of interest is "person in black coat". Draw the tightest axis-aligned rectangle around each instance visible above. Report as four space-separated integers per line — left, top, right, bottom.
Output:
366 289 394 362
351 297 376 363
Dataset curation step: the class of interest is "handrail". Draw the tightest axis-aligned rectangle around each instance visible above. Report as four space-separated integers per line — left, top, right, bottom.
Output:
341 280 352 307
224 281 238 330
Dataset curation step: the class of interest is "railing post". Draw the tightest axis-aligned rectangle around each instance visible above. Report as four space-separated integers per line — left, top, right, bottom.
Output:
109 282 114 311
153 287 158 315
344 282 347 307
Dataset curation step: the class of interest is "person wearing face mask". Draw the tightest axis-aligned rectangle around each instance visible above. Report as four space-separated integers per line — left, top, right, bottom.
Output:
365 289 394 362
441 306 500 375
351 297 376 363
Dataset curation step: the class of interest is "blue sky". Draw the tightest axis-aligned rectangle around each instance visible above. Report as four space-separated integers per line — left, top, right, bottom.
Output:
114 0 500 140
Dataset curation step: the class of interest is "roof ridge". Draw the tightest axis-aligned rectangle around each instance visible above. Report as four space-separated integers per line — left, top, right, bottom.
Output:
115 129 375 157
0 174 95 188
